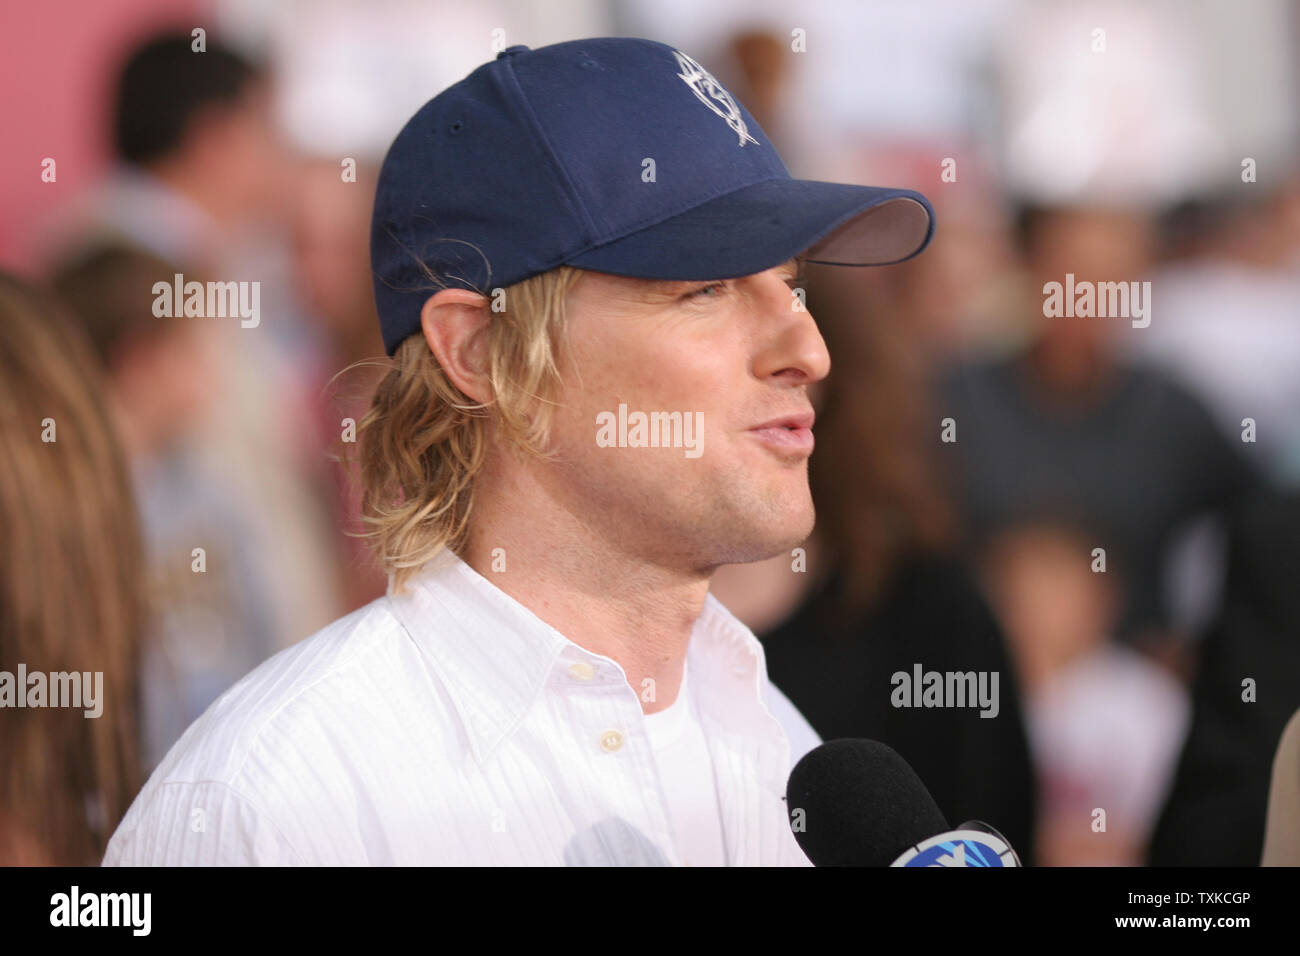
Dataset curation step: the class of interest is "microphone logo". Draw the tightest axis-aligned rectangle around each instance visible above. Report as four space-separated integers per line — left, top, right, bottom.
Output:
891 826 1020 867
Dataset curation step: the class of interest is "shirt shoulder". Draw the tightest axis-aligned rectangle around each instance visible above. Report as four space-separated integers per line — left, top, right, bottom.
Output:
157 596 435 779
105 595 463 864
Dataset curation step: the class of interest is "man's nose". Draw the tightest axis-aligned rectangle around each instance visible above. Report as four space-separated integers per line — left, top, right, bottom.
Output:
751 270 831 385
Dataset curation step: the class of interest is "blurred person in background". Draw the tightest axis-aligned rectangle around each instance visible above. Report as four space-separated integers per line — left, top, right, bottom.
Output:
1262 703 1300 866
45 31 350 766
49 31 285 272
936 0 1270 668
710 264 1038 860
834 151 1019 363
723 28 792 155
979 518 1189 866
1133 175 1300 487
0 272 146 865
51 243 280 771
935 202 1263 662
960 0 1292 867
1149 489 1300 865
288 157 389 612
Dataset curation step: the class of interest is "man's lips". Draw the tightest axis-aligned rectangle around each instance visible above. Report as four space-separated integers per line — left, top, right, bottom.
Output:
747 412 815 455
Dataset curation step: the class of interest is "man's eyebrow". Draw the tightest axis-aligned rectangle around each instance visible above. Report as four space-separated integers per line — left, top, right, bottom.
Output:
643 276 699 295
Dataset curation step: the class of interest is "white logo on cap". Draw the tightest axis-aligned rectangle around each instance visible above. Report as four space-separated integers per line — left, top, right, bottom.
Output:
673 50 758 147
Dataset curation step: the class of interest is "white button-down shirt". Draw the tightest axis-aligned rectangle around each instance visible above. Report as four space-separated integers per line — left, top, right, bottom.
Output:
103 551 820 865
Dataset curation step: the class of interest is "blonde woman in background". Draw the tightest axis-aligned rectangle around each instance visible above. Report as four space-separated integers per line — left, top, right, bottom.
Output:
0 272 146 864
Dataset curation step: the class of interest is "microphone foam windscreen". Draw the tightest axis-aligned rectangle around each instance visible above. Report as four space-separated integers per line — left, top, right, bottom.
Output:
787 738 949 866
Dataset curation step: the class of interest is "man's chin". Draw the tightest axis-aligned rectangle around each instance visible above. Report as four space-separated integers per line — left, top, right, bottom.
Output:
708 509 815 567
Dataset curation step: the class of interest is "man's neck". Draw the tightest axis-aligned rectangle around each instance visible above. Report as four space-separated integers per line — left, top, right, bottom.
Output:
460 465 710 716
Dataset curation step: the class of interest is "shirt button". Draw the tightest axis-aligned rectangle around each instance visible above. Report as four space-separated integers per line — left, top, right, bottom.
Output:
568 661 596 681
599 730 625 752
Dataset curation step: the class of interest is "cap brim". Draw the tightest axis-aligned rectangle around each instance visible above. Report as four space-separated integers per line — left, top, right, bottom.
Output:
566 179 935 281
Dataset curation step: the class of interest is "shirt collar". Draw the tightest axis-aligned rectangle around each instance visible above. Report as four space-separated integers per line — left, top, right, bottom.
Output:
386 550 770 765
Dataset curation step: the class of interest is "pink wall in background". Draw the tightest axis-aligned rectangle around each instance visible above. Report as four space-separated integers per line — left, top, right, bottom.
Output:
0 0 208 275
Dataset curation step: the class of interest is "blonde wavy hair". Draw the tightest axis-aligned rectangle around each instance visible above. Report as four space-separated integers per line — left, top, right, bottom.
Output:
0 271 144 864
354 266 586 593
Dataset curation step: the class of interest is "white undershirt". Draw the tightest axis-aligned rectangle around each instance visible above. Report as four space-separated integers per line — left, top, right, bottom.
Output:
642 661 728 866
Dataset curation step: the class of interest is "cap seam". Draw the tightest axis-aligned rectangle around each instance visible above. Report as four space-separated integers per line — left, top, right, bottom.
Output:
495 56 602 245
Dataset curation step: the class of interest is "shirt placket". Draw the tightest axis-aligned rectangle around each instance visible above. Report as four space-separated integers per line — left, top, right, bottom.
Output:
559 650 686 866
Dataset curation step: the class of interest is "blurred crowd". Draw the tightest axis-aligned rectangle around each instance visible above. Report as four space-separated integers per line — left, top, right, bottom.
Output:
2 0 1297 865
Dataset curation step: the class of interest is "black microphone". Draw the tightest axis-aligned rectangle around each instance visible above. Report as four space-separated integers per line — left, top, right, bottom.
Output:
786 738 1021 866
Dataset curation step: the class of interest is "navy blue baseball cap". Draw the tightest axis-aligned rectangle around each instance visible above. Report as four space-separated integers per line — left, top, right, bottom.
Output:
371 37 935 355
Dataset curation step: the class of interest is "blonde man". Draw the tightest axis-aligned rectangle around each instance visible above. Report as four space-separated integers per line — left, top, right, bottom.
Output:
105 37 933 866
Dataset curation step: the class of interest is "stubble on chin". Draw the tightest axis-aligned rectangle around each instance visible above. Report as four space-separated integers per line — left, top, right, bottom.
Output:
693 477 815 568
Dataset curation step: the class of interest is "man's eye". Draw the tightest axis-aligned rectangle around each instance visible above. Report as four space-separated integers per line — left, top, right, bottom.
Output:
685 282 726 300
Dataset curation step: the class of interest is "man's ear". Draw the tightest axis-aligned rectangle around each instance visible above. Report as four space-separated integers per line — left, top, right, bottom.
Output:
420 288 493 402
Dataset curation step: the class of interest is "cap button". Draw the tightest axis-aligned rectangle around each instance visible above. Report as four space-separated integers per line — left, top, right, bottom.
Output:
497 44 530 59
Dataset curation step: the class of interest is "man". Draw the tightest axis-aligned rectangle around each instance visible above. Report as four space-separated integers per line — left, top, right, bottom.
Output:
104 37 933 866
